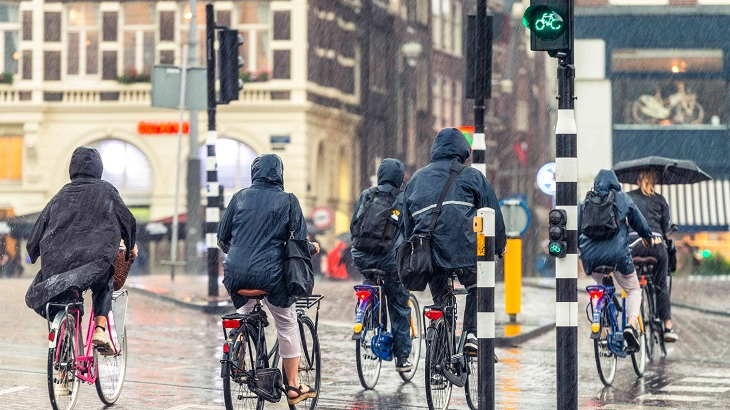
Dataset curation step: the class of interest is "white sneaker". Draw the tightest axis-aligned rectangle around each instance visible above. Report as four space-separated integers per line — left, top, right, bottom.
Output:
92 328 115 356
54 381 71 397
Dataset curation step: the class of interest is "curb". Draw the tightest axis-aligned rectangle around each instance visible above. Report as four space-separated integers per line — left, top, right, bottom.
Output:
128 285 234 314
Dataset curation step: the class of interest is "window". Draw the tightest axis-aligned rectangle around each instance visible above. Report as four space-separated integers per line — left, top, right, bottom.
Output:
21 11 31 41
369 31 388 92
432 74 442 129
273 11 290 40
102 51 117 80
181 2 207 66
273 50 290 79
199 139 258 192
21 50 30 79
432 0 462 56
432 0 441 49
92 140 152 194
122 2 155 75
67 3 99 77
0 135 21 182
159 11 175 42
102 12 117 42
216 10 231 27
44 51 60 80
237 1 271 74
0 2 19 74
44 12 61 42
159 50 174 65
612 49 722 73
2 30 17 73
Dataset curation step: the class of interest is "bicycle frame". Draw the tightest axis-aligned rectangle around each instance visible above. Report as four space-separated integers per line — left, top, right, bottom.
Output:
586 284 629 359
424 276 468 387
354 284 386 333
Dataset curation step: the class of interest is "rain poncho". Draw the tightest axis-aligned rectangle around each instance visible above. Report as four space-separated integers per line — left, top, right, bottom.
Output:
578 170 652 275
402 128 506 268
25 147 136 314
218 154 310 309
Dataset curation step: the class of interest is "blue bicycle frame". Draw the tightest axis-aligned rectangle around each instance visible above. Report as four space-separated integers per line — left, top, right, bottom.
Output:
353 284 393 361
586 283 630 359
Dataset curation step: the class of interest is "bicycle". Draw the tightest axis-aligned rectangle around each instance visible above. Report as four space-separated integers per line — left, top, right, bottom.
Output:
423 273 480 410
586 255 647 387
220 294 323 410
46 288 129 410
634 254 669 360
352 268 423 389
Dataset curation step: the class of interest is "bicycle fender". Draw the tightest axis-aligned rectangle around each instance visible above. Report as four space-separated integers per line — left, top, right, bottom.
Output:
220 352 229 378
425 324 438 342
48 310 66 349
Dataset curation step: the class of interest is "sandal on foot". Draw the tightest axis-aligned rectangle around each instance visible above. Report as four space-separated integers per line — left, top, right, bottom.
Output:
286 385 317 405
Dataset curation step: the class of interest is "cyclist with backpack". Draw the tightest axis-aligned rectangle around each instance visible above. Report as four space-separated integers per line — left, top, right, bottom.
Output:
350 158 413 373
578 169 653 350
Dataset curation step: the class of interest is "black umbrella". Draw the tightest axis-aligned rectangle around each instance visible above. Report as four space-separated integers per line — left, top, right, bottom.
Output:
612 156 712 185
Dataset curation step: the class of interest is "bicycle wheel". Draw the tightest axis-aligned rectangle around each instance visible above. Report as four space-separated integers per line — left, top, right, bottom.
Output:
425 319 452 410
48 312 81 410
593 306 617 387
464 355 478 410
642 287 655 362
355 302 381 390
399 294 422 382
292 315 321 410
632 304 647 377
95 323 128 404
223 327 264 410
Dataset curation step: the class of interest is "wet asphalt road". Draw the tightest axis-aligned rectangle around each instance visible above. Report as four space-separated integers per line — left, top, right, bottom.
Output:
1 277 730 409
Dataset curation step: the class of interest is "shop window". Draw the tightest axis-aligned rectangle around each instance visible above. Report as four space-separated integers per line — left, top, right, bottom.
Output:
612 49 723 73
0 135 21 182
199 139 258 192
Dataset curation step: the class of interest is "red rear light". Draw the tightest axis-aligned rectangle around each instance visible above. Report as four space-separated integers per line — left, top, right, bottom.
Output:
425 310 443 320
589 290 604 300
223 343 229 353
356 290 371 300
640 275 647 286
48 332 55 342
222 319 241 329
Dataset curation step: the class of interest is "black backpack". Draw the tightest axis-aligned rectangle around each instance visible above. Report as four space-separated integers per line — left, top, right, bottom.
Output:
352 187 400 254
582 190 620 240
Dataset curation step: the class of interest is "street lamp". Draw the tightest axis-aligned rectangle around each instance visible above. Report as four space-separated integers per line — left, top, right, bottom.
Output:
397 41 423 169
401 41 423 66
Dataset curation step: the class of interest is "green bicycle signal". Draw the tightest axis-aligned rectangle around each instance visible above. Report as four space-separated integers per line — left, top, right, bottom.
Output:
523 5 566 41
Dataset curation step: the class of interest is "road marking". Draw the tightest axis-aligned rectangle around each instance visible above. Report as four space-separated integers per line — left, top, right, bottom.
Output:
681 377 730 384
165 405 221 410
660 385 730 393
0 386 30 396
701 370 730 378
638 393 707 402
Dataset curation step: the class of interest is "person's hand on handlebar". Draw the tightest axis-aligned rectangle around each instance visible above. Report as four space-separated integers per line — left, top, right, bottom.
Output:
309 241 321 255
642 237 652 248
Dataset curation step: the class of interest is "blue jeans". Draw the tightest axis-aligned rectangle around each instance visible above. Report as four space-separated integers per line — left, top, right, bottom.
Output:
364 269 412 360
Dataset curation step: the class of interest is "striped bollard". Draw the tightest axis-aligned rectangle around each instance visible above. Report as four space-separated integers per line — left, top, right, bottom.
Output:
471 132 487 176
475 207 495 410
206 130 220 297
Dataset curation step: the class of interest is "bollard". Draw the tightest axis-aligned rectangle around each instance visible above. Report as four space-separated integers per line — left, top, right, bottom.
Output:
504 238 522 322
474 207 495 410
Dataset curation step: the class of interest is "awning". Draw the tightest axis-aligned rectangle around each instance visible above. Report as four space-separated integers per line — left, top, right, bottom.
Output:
621 180 730 232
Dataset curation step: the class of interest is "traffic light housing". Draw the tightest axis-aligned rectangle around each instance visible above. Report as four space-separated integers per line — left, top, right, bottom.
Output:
218 28 244 104
522 0 570 56
548 209 567 258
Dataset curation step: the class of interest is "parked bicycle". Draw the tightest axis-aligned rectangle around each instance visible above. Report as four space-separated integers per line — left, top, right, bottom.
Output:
586 241 647 387
423 273 480 410
46 288 129 410
634 255 669 360
220 294 323 410
353 269 423 389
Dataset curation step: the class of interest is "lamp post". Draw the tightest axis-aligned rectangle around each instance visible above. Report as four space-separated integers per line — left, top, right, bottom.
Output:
398 41 422 170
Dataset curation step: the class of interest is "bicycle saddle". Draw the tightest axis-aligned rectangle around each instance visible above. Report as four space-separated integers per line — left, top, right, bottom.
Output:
237 289 269 299
633 256 658 266
593 265 615 275
361 269 387 281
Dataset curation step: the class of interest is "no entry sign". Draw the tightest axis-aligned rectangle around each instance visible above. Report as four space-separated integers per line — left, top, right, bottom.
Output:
311 207 334 231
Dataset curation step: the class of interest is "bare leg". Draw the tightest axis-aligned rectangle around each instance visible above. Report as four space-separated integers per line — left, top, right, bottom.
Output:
95 315 107 329
283 357 311 397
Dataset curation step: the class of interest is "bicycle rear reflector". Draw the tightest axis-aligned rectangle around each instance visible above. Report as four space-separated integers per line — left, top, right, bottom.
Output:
48 332 54 342
589 290 604 300
425 310 443 320
222 319 241 328
356 290 371 300
223 343 229 353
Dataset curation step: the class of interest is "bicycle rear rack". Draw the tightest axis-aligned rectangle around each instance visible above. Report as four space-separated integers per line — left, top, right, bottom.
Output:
296 294 324 334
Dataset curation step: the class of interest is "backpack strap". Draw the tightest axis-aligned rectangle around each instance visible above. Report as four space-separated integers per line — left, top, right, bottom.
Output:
428 161 467 233
287 194 296 239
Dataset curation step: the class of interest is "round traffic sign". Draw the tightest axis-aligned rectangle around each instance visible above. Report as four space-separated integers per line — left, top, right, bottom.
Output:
499 199 531 237
311 207 334 231
536 162 556 196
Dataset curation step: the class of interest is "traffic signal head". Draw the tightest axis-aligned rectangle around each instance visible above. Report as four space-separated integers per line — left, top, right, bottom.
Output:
218 28 244 104
548 209 567 258
522 0 570 56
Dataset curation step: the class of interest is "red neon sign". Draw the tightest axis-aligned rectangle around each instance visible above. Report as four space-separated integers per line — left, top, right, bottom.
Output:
137 121 190 135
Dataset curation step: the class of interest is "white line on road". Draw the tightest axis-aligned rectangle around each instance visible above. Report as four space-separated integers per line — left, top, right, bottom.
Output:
681 377 730 384
701 370 730 378
638 393 707 402
660 385 730 393
0 386 29 396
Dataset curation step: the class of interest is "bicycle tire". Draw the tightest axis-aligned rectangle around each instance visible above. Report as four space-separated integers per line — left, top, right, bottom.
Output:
593 306 617 387
95 323 128 404
399 294 422 382
425 318 452 410
642 287 655 362
223 326 264 410
631 303 647 377
47 312 81 410
290 315 321 410
464 355 478 410
355 301 381 390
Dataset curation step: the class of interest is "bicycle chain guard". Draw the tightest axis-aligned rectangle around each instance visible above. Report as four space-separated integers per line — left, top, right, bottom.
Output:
371 328 393 361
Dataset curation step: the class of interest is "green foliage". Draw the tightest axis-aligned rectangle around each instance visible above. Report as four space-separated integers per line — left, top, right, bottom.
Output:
699 253 730 275
0 72 13 85
239 70 270 83
117 69 151 84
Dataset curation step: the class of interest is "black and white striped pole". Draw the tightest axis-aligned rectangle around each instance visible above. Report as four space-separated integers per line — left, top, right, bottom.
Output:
475 207 495 410
205 3 220 297
555 50 578 410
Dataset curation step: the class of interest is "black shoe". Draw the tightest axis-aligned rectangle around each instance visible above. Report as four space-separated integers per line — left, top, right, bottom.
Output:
464 333 478 356
624 324 640 351
395 358 414 373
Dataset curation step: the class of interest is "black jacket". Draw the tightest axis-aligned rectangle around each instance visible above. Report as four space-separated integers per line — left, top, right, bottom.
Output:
403 128 506 268
25 147 136 313
626 189 671 238
218 154 309 309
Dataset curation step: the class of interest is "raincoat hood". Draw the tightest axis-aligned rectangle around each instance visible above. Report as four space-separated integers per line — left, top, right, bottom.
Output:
251 154 284 187
69 147 103 180
593 169 621 196
377 158 405 188
430 128 471 163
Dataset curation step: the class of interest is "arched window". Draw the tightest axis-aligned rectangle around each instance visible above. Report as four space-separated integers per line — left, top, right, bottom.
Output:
91 139 152 195
199 138 258 192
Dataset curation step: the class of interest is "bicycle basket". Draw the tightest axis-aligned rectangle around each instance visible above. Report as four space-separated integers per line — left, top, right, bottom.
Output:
113 247 134 291
252 368 282 403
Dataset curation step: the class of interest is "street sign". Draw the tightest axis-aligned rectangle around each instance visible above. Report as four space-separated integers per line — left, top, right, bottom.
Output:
311 207 334 231
536 162 556 196
151 65 208 110
499 198 530 237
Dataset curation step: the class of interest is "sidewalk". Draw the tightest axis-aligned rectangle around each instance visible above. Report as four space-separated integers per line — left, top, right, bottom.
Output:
126 272 558 346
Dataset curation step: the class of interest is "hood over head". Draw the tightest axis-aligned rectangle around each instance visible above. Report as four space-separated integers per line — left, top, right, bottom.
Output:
430 128 471 163
251 154 284 187
69 146 104 180
377 158 405 188
594 169 621 195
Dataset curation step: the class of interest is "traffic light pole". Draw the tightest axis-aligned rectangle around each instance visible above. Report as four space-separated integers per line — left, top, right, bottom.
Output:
555 26 578 410
205 3 220 298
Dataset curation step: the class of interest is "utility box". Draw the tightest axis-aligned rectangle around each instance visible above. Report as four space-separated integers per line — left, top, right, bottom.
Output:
151 65 208 110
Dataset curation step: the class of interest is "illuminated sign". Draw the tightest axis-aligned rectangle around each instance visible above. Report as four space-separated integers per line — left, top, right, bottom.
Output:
137 122 190 135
